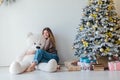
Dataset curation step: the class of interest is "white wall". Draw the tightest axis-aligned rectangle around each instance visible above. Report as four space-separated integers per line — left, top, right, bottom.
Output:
0 0 120 66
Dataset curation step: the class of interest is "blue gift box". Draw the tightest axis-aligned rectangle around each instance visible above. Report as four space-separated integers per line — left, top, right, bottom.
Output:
80 57 90 63
83 59 90 63
80 57 96 63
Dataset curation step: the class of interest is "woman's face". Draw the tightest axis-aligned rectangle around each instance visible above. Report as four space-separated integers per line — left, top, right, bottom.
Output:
43 30 50 39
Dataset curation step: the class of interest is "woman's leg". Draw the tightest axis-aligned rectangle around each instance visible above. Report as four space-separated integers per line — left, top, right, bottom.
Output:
44 51 60 70
42 51 60 71
42 51 59 63
26 49 59 72
26 49 44 72
26 62 36 72
33 49 44 64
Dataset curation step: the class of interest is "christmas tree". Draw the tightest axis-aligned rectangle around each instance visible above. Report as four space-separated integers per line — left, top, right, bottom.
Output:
0 0 16 5
73 0 120 60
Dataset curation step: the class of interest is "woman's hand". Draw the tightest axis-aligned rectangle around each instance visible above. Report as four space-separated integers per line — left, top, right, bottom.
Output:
26 50 36 55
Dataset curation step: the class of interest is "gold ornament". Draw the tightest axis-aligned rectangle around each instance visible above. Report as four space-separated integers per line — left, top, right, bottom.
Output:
100 48 104 52
105 38 108 42
81 39 84 42
107 5 115 11
106 32 113 38
106 35 109 38
98 0 102 5
107 5 112 11
106 47 110 52
106 12 109 16
96 8 99 12
113 19 117 23
110 28 114 31
109 17 113 22
96 20 99 23
115 40 120 45
90 14 97 19
79 26 84 31
86 22 90 26
104 47 110 53
82 40 88 47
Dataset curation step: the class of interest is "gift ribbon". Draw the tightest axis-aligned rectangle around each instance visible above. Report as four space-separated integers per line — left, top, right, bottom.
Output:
114 62 116 70
110 61 119 71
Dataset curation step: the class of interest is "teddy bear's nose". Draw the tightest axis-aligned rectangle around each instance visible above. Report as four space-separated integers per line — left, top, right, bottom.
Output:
36 46 40 49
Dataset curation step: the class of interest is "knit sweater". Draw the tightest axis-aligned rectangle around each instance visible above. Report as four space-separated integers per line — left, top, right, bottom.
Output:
39 36 57 53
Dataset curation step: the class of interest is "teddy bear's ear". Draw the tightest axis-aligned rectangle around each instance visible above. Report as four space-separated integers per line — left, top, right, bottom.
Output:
27 32 33 38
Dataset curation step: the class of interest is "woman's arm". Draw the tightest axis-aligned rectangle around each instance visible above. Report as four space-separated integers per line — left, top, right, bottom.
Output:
26 49 36 55
44 38 51 51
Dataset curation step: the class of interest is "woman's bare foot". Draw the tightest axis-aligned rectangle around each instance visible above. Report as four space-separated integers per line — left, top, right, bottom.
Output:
26 63 36 72
57 65 60 70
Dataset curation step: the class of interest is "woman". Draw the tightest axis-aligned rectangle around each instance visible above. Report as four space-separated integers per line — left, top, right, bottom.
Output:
26 27 59 72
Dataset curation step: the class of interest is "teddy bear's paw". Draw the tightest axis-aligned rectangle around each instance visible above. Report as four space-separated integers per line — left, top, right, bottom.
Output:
37 59 57 72
46 59 58 72
9 61 22 74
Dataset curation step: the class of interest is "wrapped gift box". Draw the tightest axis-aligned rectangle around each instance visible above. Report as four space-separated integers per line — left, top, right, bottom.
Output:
78 57 96 71
64 61 81 71
92 64 104 71
78 62 91 70
97 56 108 69
108 61 120 71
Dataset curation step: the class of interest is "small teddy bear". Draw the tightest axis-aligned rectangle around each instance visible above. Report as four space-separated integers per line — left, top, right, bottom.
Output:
9 32 58 74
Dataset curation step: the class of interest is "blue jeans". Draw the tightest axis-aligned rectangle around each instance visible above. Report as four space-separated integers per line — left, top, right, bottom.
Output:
33 49 59 64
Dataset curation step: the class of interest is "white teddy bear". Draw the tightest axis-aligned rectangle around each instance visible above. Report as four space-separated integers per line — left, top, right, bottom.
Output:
9 32 58 74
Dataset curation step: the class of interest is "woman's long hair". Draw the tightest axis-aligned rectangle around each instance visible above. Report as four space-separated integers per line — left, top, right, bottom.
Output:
42 27 56 48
